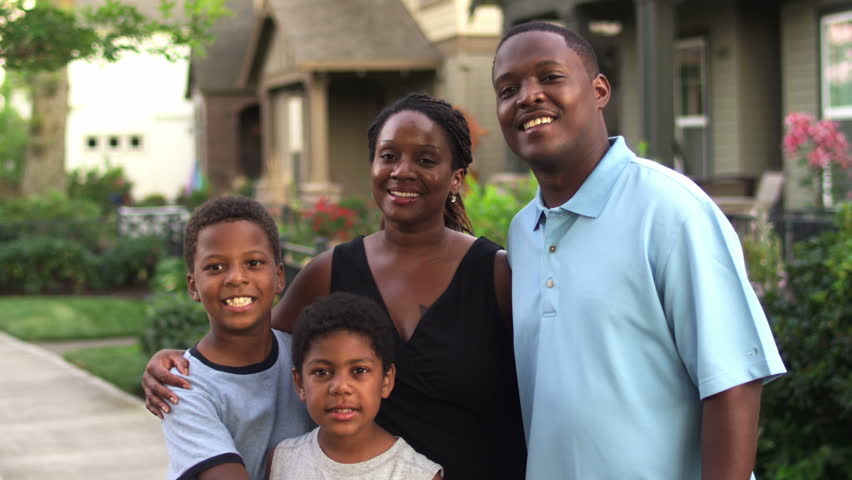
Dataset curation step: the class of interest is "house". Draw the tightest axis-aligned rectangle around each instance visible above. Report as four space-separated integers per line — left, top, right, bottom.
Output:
187 0 506 207
474 0 852 209
186 0 261 197
66 0 196 201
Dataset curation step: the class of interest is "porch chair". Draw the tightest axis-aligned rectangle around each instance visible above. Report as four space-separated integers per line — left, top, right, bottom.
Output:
711 171 785 216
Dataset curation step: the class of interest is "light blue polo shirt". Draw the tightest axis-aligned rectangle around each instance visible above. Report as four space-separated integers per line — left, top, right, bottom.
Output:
507 137 786 479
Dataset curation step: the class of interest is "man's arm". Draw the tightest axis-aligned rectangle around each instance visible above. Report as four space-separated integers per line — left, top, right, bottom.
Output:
701 379 762 480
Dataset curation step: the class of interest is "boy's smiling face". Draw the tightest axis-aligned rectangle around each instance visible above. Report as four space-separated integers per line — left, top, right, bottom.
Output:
187 220 284 334
294 330 395 442
493 30 610 172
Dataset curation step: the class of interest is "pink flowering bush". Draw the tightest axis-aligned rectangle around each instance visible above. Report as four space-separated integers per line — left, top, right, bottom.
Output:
783 112 852 205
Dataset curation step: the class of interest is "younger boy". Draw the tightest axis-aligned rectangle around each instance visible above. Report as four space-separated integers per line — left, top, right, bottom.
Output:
269 292 442 480
162 196 313 479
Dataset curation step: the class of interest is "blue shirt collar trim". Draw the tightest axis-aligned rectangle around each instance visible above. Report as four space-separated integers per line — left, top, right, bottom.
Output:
531 136 632 229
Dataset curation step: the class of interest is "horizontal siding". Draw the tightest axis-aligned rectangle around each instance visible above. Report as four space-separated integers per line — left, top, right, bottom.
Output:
781 0 820 208
437 52 507 180
618 24 641 152
708 7 740 175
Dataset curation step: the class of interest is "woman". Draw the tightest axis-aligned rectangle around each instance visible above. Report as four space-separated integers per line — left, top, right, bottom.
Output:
143 93 527 479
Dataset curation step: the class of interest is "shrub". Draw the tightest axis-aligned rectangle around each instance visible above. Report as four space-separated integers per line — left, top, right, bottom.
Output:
149 257 188 294
67 163 133 214
757 202 852 479
740 211 787 299
135 193 169 207
175 185 209 211
139 293 207 355
463 174 537 247
301 197 358 241
0 191 109 248
0 236 97 294
94 235 166 289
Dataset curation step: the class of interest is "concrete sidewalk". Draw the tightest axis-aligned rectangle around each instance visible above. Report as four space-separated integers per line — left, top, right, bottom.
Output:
0 332 167 480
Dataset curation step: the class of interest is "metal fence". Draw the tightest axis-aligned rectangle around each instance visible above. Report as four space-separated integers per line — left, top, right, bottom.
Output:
727 209 838 263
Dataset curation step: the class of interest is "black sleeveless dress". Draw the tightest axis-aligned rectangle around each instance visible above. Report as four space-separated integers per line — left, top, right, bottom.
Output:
330 236 527 480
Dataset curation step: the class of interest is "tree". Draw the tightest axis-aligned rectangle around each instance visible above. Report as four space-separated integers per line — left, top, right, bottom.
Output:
0 0 229 194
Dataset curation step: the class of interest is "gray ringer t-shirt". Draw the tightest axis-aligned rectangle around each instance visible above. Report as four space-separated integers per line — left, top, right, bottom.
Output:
162 330 313 479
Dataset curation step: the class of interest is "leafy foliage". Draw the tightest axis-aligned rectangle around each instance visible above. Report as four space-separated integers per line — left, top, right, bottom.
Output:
94 235 166 290
463 174 537 247
149 256 187 294
135 193 169 207
67 163 133 213
0 0 230 72
740 211 787 299
0 190 111 248
140 292 206 355
0 189 100 221
301 197 358 241
756 202 852 479
0 235 97 294
0 74 29 190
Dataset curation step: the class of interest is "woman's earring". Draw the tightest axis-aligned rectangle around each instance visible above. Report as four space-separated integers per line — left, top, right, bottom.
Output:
450 192 457 203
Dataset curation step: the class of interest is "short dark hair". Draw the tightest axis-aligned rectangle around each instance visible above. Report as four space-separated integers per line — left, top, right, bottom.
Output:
292 292 396 374
497 21 600 78
367 92 474 235
183 196 281 271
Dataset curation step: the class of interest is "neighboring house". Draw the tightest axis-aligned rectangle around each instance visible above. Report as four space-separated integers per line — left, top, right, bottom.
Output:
189 0 505 206
401 0 512 179
240 0 441 206
475 0 852 209
66 1 195 201
186 0 261 196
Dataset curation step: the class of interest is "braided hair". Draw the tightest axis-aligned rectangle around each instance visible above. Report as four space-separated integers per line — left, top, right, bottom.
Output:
367 93 474 235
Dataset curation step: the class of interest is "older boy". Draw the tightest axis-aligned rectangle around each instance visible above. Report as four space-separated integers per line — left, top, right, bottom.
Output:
161 196 312 479
493 22 786 479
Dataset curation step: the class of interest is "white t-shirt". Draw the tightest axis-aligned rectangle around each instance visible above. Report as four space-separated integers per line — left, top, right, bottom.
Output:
270 427 441 480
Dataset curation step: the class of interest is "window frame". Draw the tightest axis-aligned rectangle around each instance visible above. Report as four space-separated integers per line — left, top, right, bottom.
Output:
821 10 852 120
674 36 711 177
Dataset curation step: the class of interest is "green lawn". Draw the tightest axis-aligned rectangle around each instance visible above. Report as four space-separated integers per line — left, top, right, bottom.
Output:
64 343 148 397
0 296 148 341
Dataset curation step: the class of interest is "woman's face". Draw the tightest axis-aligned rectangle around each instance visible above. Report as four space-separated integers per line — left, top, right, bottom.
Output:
371 110 464 229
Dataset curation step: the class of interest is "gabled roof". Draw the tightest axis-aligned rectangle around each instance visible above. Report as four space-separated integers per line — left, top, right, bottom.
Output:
189 0 257 93
242 0 440 85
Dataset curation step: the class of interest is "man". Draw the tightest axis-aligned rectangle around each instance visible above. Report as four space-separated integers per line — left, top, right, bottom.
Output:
493 21 786 479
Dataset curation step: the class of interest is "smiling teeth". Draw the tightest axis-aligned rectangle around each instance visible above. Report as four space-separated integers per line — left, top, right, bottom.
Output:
523 117 554 130
225 297 253 307
391 191 419 198
334 408 354 413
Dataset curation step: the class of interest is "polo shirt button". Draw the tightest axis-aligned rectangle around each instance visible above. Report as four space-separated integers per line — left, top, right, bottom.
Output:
548 245 557 253
546 279 554 288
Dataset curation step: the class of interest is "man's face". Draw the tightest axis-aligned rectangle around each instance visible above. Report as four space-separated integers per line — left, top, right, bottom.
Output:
493 31 609 171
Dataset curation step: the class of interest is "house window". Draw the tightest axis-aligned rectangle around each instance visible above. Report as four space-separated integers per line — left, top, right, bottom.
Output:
85 136 99 151
107 135 121 150
674 37 710 178
821 11 852 136
128 134 144 151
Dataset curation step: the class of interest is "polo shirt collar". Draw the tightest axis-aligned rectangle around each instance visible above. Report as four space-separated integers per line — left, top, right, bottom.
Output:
531 136 632 229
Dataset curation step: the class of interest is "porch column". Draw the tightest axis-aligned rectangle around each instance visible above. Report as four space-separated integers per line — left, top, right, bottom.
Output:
254 87 288 207
303 72 341 202
636 0 675 166
308 72 329 184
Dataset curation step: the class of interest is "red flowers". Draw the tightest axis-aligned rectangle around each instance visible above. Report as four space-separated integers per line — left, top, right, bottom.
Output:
301 198 357 241
783 112 852 170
